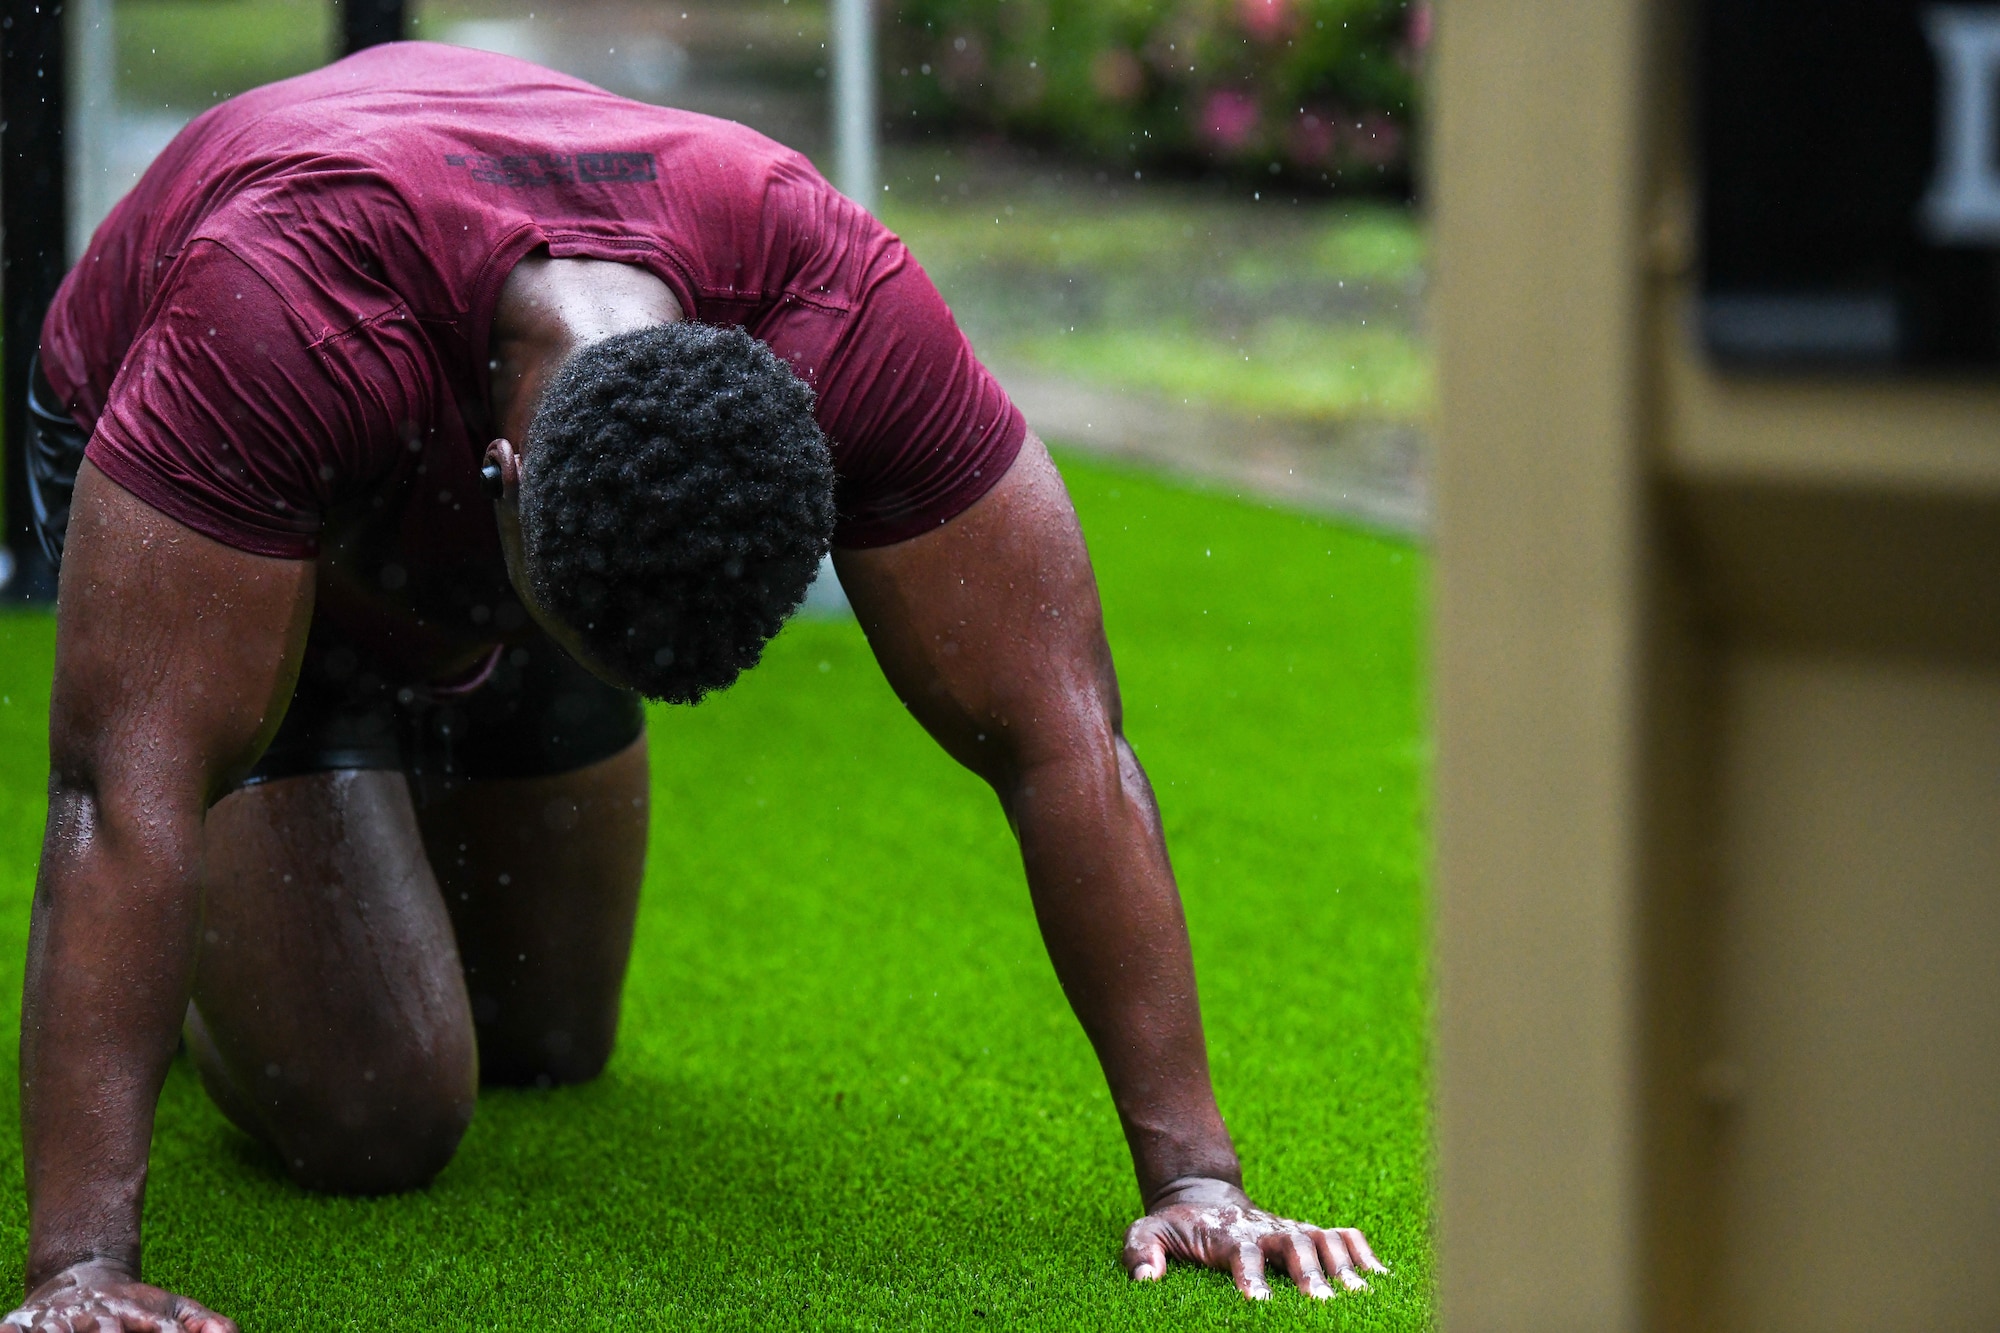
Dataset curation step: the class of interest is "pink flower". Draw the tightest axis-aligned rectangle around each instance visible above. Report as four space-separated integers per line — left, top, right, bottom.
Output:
1288 110 1337 166
1199 89 1262 151
1236 0 1296 42
1408 2 1433 52
1345 112 1403 166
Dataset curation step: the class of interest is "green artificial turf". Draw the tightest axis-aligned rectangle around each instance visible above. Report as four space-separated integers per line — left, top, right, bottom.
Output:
0 453 1430 1329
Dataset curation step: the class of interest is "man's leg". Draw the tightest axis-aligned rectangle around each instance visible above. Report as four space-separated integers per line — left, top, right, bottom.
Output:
415 736 649 1087
186 770 479 1194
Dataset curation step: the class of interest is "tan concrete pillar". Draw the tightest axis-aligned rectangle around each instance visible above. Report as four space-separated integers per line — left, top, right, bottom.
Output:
1432 0 1653 1326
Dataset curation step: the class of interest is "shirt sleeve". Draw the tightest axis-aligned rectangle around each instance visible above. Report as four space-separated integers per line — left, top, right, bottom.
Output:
84 239 432 559
764 233 1026 550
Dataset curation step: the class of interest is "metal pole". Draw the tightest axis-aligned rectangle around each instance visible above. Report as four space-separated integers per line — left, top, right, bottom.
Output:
342 0 405 56
69 0 113 260
830 0 877 209
1 0 69 601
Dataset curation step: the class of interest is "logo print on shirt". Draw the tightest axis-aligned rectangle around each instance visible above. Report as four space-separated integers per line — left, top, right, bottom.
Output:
443 151 657 187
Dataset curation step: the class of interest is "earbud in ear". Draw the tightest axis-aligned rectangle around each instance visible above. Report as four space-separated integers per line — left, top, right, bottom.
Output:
480 462 505 499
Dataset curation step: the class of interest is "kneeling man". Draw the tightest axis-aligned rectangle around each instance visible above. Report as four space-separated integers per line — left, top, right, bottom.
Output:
8 41 1383 1331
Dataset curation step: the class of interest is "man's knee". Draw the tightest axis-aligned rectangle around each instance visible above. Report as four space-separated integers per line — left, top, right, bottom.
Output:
261 1051 478 1195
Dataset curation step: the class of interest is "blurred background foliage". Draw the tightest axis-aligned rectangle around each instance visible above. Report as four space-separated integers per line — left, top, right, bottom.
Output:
886 0 1425 187
117 0 325 107
104 0 1429 510
882 175 1426 421
117 0 1425 189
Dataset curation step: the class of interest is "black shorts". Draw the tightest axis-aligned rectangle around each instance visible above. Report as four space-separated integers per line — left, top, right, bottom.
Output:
28 356 645 789
250 630 645 790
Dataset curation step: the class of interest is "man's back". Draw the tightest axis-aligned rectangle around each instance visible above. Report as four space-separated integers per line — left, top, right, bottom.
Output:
46 42 832 431
39 42 1022 621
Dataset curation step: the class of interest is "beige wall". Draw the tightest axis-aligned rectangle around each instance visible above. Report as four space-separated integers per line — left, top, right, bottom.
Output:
1714 651 2000 1331
1434 3 2000 1330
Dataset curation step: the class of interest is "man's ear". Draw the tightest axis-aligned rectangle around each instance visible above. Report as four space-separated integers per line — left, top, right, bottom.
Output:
482 437 523 499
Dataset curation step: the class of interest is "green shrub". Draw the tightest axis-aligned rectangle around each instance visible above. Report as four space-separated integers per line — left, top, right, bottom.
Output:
885 0 1425 187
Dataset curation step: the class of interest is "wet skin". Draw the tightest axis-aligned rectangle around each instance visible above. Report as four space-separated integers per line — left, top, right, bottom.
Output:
10 257 1383 1331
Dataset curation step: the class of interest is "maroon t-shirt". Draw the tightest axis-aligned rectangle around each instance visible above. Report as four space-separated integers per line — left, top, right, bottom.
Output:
40 42 1022 680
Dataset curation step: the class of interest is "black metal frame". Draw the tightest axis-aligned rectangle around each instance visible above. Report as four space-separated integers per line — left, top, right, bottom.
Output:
342 0 406 56
2 1 69 600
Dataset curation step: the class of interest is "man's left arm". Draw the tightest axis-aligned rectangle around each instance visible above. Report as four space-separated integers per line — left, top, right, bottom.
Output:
834 434 1387 1301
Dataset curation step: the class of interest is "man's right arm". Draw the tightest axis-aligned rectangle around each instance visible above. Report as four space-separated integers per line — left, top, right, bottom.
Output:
9 460 312 1332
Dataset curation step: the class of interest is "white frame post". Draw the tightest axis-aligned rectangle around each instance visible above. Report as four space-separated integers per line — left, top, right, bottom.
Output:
830 0 878 209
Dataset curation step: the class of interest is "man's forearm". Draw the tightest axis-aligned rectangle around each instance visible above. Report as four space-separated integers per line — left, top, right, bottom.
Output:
1006 734 1240 1203
21 782 205 1288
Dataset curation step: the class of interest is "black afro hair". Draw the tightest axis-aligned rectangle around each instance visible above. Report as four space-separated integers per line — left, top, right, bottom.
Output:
519 322 836 703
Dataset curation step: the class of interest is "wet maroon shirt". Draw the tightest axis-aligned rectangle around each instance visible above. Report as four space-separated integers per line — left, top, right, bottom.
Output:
40 42 1022 679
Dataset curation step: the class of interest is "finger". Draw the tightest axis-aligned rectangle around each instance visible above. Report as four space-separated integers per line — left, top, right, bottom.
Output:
1272 1231 1334 1300
134 1312 191 1333
183 1313 239 1333
1338 1226 1390 1274
82 1301 129 1331
1227 1242 1271 1301
169 1300 235 1333
1313 1229 1369 1292
1121 1217 1170 1282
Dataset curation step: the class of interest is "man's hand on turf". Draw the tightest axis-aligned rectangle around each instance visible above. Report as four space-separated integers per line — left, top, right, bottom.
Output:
1123 1177 1388 1301
2 1260 237 1333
